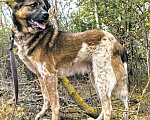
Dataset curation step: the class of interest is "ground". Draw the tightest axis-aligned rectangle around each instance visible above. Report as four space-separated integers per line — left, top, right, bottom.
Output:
0 75 150 120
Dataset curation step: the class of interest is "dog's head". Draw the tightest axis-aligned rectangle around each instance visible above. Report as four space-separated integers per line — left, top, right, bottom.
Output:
11 0 50 32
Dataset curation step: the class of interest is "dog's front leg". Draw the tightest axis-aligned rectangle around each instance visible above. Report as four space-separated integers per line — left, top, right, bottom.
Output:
35 77 50 120
42 72 59 120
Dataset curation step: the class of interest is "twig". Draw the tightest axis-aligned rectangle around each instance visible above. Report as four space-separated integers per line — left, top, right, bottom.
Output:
129 84 137 100
136 79 150 120
120 0 141 14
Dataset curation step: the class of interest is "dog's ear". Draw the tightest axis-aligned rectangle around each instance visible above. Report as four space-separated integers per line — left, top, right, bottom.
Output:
6 0 16 10
6 0 24 10
43 0 51 11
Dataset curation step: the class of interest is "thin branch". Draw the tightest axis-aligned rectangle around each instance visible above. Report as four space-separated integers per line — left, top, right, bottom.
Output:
120 0 142 14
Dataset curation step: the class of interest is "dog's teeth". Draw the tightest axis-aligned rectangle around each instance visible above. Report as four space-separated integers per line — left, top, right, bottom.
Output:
31 19 34 22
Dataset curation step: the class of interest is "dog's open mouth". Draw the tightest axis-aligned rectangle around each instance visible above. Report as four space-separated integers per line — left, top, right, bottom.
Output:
28 19 47 30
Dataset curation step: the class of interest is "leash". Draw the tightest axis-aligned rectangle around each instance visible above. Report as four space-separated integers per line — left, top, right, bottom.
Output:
9 34 18 119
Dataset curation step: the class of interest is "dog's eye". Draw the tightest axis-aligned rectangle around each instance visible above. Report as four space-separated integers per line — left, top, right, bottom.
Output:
29 2 38 8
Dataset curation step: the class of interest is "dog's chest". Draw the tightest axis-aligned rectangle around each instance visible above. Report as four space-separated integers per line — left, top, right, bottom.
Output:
14 38 40 75
17 45 38 73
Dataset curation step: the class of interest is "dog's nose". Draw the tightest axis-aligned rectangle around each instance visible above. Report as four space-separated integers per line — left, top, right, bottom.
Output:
43 12 49 19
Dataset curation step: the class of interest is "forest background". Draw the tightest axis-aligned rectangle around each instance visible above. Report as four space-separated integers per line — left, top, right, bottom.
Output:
0 0 150 119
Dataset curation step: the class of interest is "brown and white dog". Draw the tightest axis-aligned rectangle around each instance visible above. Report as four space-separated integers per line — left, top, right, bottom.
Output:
8 0 128 119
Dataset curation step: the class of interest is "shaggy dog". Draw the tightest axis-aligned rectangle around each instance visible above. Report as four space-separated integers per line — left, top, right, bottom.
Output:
8 0 128 119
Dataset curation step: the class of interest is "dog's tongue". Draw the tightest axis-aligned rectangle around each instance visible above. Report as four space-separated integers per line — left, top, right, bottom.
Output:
34 21 46 29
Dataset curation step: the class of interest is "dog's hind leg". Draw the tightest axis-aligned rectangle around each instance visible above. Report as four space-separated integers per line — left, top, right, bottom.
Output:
91 37 117 120
35 77 50 120
92 76 113 120
92 56 116 120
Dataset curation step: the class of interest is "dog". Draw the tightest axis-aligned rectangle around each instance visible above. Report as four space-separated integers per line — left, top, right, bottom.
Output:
8 0 129 119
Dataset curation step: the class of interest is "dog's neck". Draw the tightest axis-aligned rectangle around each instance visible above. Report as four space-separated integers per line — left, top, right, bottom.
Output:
13 23 55 55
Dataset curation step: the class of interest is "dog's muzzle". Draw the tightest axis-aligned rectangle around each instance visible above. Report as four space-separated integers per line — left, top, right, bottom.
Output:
27 10 49 30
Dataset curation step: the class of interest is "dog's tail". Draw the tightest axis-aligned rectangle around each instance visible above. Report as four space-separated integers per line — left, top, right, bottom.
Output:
121 47 130 91
121 47 128 73
121 47 128 64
